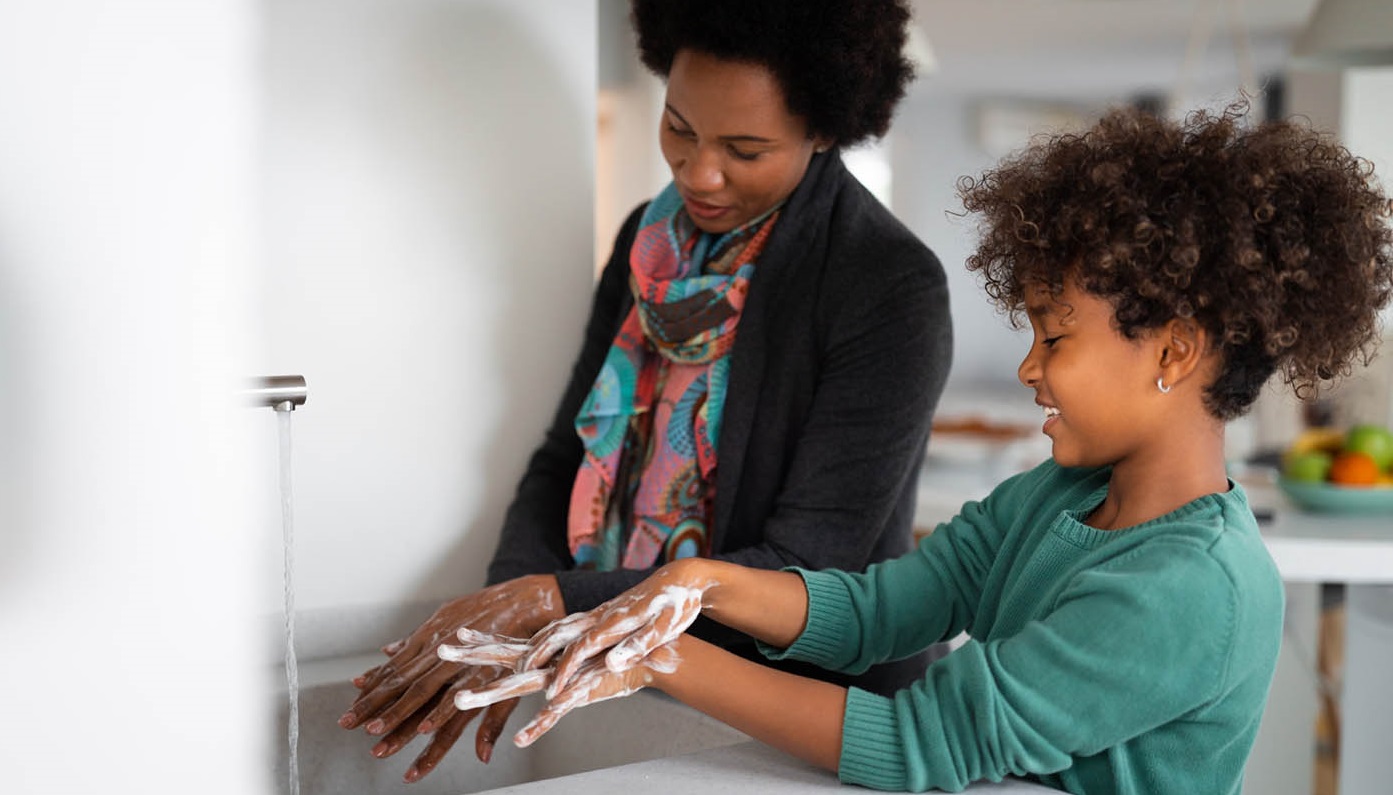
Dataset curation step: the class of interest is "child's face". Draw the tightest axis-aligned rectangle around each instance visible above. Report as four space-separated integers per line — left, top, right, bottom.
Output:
1017 281 1168 469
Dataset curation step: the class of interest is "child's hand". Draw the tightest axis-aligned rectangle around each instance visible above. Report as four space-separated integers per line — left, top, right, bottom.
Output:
441 627 683 748
437 628 554 714
510 643 682 747
436 626 532 668
516 563 711 698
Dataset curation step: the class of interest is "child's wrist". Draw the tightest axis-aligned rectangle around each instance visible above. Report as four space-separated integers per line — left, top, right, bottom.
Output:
649 634 701 696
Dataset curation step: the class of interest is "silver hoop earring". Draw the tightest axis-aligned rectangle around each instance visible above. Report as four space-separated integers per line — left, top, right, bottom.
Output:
1157 377 1171 394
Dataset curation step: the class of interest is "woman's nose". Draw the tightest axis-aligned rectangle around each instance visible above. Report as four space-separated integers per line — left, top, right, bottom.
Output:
681 146 724 192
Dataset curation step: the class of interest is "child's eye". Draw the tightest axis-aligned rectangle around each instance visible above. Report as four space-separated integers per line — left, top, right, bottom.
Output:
1041 335 1063 348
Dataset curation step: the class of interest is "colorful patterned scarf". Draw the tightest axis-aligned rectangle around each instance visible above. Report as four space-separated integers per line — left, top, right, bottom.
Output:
568 183 780 570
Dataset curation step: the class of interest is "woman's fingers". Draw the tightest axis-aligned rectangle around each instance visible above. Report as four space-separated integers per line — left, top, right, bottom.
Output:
341 647 445 729
370 688 454 760
355 658 463 735
403 707 474 784
474 698 521 763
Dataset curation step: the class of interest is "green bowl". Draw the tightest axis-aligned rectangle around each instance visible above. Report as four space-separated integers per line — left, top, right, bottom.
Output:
1277 477 1393 514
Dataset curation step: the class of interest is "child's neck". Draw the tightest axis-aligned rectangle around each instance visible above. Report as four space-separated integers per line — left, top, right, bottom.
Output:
1087 421 1230 531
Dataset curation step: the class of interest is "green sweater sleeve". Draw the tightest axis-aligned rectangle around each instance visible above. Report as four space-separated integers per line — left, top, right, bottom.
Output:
762 465 1090 672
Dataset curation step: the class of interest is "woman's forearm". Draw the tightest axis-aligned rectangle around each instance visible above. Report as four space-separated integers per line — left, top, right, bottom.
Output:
655 634 845 773
678 558 810 649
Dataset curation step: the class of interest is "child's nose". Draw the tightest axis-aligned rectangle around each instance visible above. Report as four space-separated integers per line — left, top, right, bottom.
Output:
1017 351 1040 388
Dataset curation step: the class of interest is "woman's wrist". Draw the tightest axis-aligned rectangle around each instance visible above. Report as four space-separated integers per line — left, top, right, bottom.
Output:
519 573 567 628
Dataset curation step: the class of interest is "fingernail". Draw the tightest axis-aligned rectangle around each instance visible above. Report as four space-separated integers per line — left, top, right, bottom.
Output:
371 742 390 758
352 676 365 687
338 712 357 728
417 720 434 734
404 767 420 783
365 719 386 735
480 743 493 764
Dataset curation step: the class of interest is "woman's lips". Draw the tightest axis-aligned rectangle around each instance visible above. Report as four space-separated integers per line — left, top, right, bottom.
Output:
683 196 730 221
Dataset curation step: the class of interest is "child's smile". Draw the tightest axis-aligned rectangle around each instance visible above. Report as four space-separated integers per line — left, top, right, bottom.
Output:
1018 281 1166 470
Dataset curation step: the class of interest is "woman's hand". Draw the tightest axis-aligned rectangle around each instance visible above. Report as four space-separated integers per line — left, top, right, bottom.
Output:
339 574 565 781
517 560 712 698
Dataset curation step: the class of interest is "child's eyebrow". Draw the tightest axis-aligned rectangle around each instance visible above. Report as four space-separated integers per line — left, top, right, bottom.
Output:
1024 300 1053 320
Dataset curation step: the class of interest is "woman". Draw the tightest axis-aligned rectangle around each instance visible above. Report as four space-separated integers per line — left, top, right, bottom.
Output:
340 0 952 782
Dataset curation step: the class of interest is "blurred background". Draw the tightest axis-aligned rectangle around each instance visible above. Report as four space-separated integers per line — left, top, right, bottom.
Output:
1 1 1389 793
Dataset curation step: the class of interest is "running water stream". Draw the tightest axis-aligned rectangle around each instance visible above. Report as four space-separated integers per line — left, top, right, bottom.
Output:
278 407 301 795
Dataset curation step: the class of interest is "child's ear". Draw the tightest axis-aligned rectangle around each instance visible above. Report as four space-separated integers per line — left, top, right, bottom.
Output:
1157 318 1208 386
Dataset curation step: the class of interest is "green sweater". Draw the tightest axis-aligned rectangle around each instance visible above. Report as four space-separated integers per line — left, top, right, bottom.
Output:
764 460 1283 794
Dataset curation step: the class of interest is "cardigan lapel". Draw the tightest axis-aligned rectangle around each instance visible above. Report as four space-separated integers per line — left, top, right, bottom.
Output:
710 150 847 545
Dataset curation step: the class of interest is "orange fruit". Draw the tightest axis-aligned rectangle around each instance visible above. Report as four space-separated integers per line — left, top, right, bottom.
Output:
1328 451 1380 486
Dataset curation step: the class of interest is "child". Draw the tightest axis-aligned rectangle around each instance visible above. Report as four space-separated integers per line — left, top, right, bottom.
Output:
440 104 1393 794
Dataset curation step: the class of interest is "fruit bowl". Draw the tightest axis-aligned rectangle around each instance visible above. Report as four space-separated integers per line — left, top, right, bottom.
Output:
1277 477 1393 514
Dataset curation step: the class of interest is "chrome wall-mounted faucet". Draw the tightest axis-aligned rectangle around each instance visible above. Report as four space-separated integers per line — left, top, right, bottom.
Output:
243 375 308 412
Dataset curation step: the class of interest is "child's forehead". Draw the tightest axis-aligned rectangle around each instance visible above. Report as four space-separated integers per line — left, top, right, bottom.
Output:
1023 282 1066 316
1023 280 1101 324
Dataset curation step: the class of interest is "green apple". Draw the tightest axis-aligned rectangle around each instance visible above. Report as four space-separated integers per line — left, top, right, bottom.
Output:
1284 450 1334 483
1343 424 1393 472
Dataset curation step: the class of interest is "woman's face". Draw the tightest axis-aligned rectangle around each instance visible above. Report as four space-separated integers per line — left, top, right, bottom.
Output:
659 48 826 234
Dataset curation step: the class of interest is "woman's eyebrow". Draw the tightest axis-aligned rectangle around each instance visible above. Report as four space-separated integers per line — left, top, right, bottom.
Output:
664 104 776 144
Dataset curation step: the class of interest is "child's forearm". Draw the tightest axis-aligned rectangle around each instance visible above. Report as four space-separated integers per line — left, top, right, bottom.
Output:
679 558 810 649
654 633 845 773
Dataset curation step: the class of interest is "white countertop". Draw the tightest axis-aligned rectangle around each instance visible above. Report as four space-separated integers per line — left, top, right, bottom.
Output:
478 740 1057 794
915 456 1393 586
1244 483 1393 584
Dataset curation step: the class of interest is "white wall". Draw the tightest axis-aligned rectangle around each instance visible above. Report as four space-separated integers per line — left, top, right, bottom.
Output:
0 1 262 793
890 97 1029 394
254 0 597 642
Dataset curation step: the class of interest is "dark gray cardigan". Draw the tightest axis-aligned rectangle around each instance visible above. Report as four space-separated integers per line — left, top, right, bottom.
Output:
488 151 953 694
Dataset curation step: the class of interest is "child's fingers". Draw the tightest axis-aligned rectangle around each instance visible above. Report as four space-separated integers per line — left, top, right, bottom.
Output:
436 643 521 668
452 668 550 712
605 623 666 671
438 627 530 667
545 613 649 698
603 595 700 671
513 691 585 748
517 612 594 672
454 626 529 650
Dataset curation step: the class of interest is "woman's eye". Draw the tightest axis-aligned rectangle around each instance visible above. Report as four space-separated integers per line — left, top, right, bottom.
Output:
1042 335 1062 348
729 148 760 162
666 122 694 138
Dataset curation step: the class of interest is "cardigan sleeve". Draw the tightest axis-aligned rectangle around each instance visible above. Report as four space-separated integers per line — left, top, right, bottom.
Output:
485 204 644 588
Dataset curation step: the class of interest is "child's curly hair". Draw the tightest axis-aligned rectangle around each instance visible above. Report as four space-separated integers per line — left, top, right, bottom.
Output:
630 0 915 148
959 103 1393 421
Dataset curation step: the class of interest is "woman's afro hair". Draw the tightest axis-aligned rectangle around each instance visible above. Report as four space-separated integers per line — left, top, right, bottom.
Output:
630 0 916 148
959 102 1393 420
